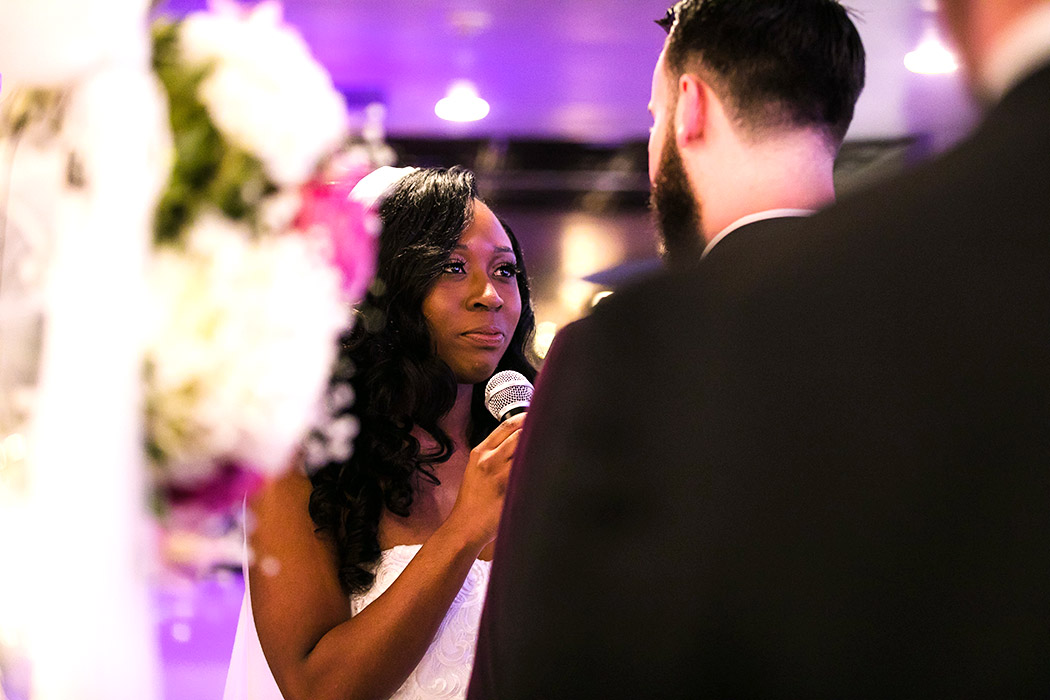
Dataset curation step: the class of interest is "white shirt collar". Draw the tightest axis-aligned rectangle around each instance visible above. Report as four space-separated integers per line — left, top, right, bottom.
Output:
700 208 816 259
980 4 1050 102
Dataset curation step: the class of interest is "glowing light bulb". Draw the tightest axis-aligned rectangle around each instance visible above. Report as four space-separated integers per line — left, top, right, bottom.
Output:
905 29 959 74
435 80 490 122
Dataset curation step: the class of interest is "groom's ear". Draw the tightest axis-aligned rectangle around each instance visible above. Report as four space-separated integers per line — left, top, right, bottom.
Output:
674 73 707 147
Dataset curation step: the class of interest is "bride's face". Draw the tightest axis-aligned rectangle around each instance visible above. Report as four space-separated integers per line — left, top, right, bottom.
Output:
422 200 522 385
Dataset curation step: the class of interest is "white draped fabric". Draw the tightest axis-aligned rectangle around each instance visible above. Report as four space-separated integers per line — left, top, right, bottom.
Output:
0 2 169 698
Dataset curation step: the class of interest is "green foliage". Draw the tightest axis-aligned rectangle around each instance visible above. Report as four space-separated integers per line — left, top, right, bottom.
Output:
0 88 67 139
150 18 276 245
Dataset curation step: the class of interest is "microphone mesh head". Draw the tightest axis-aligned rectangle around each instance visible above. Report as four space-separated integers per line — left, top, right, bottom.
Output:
484 370 534 420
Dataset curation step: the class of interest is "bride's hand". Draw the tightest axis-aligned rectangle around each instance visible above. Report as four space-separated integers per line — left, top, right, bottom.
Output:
445 412 526 550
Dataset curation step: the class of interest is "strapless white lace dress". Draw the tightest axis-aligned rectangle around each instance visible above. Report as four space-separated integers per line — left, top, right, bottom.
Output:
223 544 492 700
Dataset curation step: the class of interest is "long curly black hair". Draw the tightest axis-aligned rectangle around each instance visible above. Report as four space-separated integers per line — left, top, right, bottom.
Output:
306 167 537 594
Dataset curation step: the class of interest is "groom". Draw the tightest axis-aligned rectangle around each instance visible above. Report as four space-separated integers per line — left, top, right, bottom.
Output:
469 0 867 697
470 0 1050 697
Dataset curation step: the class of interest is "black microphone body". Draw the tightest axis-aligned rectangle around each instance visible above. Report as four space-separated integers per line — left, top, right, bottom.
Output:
501 405 528 420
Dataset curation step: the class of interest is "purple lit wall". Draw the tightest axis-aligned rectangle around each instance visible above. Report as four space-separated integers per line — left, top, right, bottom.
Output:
155 573 245 699
155 0 977 144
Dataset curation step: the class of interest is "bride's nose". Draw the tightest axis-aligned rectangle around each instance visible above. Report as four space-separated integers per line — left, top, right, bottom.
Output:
470 275 504 310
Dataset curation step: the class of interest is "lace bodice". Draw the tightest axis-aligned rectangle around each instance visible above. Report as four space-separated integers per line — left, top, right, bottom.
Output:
349 544 492 700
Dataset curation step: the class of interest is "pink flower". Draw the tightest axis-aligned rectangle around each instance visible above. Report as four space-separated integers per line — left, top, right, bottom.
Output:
165 460 265 516
295 167 378 304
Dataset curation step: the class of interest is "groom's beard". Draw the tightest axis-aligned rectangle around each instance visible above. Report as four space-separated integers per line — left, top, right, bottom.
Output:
650 132 703 268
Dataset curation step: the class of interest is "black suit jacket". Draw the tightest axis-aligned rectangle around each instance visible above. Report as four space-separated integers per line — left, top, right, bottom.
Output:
469 64 1050 698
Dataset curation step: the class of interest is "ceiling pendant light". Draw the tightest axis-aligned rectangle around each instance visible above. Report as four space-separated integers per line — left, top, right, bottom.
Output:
905 0 958 75
435 80 490 122
905 28 959 74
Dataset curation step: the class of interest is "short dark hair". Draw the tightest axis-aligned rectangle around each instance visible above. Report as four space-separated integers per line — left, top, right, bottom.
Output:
657 0 865 146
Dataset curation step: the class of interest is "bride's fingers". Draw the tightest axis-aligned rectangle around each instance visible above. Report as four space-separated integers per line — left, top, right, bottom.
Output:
481 412 526 448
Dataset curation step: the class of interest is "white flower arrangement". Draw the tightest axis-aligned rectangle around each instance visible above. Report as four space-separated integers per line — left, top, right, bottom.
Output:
144 0 384 528
2 0 386 574
178 0 350 186
0 0 384 690
145 214 347 486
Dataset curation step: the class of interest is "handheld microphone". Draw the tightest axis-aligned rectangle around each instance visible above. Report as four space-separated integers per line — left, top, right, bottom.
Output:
484 370 534 422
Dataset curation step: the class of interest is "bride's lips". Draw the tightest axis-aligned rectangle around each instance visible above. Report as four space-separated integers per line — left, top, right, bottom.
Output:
461 328 506 348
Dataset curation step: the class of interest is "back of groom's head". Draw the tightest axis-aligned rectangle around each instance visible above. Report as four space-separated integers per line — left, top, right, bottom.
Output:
658 0 866 148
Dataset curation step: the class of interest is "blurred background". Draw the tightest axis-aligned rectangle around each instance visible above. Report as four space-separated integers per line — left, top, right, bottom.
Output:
157 0 978 356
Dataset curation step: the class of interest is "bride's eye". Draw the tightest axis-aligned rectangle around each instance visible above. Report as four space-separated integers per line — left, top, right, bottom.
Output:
494 262 520 278
442 260 467 275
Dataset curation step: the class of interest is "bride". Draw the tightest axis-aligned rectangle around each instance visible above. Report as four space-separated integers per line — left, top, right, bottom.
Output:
225 166 538 700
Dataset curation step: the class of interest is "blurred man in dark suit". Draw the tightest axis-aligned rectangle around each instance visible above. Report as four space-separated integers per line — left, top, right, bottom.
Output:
469 0 1050 697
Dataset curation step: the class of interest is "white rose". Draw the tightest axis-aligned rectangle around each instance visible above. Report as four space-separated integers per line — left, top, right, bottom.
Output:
179 1 350 185
146 213 348 485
